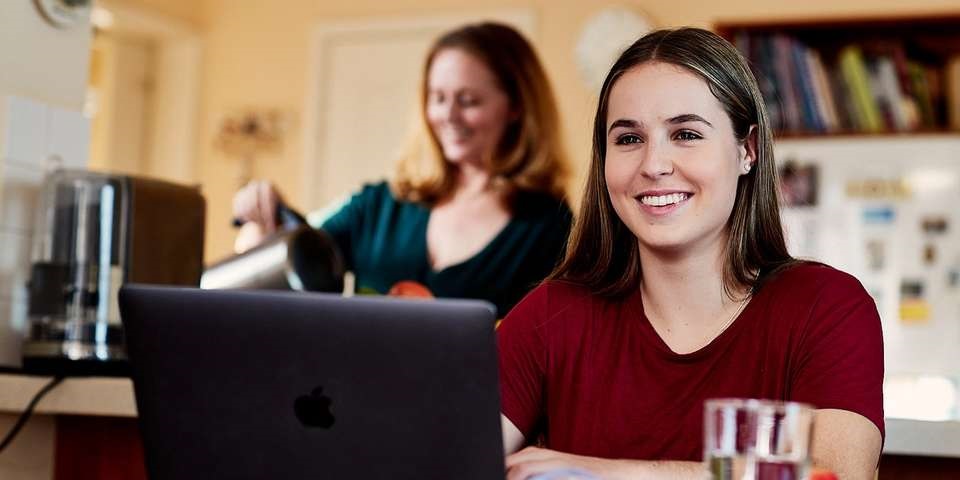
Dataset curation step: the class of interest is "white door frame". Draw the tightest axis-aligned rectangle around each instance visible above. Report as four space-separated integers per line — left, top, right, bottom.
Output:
96 0 203 184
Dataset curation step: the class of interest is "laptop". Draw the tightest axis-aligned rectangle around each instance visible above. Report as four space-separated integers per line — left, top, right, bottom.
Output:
119 285 504 480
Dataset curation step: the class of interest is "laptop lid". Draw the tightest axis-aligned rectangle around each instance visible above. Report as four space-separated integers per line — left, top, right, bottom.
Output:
119 285 504 480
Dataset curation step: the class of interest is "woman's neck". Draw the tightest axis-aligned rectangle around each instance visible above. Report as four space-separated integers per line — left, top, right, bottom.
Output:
448 162 496 203
637 240 747 333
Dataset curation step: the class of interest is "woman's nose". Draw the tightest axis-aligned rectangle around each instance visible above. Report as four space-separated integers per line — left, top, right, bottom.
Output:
441 101 462 122
638 142 674 178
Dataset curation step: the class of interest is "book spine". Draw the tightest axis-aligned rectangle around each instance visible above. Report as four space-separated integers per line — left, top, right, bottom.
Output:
772 34 803 132
839 46 883 132
806 49 840 132
791 40 823 133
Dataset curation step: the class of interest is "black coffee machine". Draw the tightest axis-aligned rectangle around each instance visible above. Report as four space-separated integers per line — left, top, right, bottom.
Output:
22 169 205 376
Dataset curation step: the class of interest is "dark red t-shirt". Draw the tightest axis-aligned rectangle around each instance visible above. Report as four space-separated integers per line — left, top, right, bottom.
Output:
498 263 884 461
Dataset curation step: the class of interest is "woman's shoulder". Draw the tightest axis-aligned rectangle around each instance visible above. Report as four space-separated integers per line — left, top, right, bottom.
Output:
759 261 872 311
349 180 427 210
353 180 392 199
503 280 614 329
765 261 864 291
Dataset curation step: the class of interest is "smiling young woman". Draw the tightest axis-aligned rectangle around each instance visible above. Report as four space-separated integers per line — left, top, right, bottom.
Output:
498 28 883 480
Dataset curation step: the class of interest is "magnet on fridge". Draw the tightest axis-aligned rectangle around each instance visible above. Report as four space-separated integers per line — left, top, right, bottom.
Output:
899 299 930 324
862 206 895 225
923 244 937 266
921 216 948 235
899 279 929 324
866 239 886 271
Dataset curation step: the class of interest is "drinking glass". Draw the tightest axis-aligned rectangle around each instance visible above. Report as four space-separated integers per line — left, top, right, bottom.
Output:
704 398 814 480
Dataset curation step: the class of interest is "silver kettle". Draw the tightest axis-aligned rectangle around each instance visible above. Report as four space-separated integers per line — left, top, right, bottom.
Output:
201 214 345 293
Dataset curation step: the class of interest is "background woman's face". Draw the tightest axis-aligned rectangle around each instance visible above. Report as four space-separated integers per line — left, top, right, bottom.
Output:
603 61 752 256
426 48 514 168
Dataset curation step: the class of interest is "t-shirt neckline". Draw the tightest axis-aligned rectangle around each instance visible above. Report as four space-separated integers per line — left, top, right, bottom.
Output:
630 287 757 362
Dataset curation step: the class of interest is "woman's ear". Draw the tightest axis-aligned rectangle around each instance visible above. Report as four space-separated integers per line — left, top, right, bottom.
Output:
740 125 758 175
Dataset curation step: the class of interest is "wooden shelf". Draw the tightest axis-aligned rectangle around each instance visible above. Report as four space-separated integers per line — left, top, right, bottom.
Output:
716 14 960 139
775 129 960 141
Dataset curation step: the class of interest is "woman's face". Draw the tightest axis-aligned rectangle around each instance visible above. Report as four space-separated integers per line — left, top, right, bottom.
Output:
426 48 514 168
604 62 753 256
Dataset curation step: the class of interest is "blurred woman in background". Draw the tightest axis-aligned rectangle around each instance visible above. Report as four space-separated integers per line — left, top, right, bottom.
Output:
233 22 572 316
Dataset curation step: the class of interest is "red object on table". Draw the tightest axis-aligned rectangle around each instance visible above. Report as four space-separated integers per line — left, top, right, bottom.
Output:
809 469 838 480
387 280 434 299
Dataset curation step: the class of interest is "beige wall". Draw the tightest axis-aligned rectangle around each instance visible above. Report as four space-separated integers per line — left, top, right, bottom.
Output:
117 0 960 263
101 0 207 28
0 2 92 109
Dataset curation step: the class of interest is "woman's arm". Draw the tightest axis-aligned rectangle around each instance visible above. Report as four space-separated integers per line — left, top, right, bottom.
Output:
504 446 706 480
810 409 882 480
502 411 878 480
502 415 706 479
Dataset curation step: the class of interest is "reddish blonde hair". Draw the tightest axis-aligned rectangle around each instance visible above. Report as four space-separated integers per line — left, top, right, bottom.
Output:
391 22 569 206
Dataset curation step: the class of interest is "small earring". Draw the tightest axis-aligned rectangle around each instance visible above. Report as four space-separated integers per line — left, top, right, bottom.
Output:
743 163 753 174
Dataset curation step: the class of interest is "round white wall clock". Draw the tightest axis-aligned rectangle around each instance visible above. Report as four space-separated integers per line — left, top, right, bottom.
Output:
575 7 655 93
34 0 92 28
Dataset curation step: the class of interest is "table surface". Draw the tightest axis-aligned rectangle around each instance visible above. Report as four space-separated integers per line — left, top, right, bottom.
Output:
0 373 136 417
0 373 957 457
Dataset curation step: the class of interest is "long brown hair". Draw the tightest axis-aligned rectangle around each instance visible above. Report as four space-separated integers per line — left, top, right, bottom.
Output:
391 22 569 205
551 27 795 298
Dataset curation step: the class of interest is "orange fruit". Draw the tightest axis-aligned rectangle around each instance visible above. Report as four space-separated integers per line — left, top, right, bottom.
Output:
387 280 434 299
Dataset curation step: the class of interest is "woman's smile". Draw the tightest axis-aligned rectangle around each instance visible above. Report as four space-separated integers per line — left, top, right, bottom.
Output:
635 190 693 217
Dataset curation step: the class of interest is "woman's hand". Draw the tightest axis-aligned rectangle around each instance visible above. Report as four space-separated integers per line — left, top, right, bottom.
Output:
506 446 711 480
232 180 284 253
505 447 621 480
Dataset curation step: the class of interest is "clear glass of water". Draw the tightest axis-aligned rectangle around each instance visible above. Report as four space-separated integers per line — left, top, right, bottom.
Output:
704 398 814 480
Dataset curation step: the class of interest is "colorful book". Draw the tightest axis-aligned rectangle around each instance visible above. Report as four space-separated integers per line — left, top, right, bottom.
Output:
805 48 839 132
947 56 960 130
839 46 883 132
908 61 936 128
790 40 823 132
772 34 803 132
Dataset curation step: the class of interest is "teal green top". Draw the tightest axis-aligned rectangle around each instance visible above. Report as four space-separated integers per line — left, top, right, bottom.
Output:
317 182 572 316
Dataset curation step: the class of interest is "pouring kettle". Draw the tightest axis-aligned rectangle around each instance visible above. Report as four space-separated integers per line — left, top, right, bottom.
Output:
201 205 345 293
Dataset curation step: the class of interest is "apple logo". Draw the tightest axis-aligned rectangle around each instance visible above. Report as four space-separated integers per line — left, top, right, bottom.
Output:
294 386 335 428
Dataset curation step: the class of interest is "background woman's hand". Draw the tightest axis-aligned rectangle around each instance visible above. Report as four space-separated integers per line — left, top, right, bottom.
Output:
232 180 284 253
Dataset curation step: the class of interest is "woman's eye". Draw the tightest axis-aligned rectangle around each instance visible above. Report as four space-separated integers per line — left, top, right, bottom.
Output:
675 130 702 141
458 96 480 107
615 134 643 145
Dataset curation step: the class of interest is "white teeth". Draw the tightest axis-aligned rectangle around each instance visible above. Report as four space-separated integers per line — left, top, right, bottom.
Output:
639 193 688 206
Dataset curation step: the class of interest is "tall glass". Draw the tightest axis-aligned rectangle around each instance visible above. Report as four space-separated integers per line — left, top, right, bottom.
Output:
704 398 814 480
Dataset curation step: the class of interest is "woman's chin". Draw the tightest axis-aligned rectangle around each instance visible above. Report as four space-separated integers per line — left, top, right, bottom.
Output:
441 149 471 164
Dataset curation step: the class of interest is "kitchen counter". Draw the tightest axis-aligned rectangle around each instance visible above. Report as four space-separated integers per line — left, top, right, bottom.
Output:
0 373 140 480
0 372 959 480
1 374 960 455
882 373 960 458
0 373 136 417
885 417 960 457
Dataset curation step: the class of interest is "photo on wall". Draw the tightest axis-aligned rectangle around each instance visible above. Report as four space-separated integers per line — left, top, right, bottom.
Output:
778 160 819 207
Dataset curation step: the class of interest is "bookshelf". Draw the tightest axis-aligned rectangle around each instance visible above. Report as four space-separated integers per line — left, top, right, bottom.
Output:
716 15 960 138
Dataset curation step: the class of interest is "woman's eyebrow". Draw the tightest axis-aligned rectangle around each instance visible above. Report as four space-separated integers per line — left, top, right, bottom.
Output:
668 114 713 127
607 118 640 134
